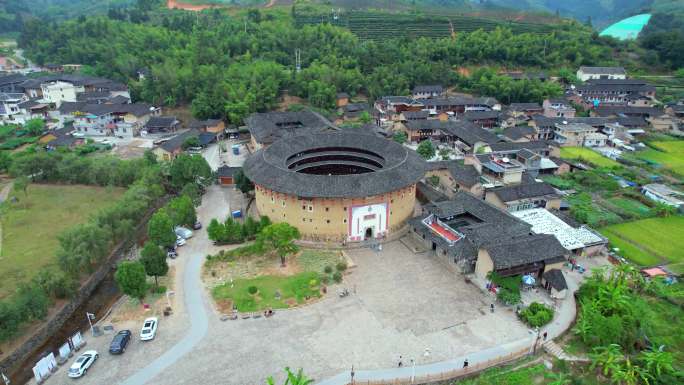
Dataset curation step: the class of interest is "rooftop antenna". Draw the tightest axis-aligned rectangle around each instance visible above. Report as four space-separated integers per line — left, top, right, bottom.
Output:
295 48 301 73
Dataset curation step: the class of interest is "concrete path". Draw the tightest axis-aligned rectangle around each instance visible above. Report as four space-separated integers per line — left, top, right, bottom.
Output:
118 187 231 385
314 259 597 385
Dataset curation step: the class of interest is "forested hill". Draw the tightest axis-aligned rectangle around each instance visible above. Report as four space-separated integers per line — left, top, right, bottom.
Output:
19 7 616 122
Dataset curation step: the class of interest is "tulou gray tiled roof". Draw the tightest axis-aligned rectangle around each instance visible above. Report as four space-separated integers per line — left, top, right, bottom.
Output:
578 66 626 75
489 140 551 153
243 132 426 198
246 110 337 145
448 163 481 188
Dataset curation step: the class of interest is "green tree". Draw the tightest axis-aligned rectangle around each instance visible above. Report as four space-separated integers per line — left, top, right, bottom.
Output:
416 140 435 160
14 175 29 197
358 111 371 124
0 301 21 342
181 136 200 150
169 154 213 191
0 151 12 172
234 168 254 194
180 182 202 206
167 195 196 227
207 218 226 243
24 118 45 136
257 223 300 267
639 348 675 378
393 131 407 144
115 261 147 301
148 209 176 248
266 367 313 385
590 344 625 377
140 241 169 287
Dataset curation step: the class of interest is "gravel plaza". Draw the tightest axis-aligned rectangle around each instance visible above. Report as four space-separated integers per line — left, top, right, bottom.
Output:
34 186 531 385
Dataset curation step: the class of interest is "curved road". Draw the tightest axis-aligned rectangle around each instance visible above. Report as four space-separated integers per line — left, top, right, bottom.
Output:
118 188 227 385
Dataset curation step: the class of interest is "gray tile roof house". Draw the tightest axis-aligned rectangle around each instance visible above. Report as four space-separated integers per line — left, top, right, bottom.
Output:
503 125 537 141
489 140 552 154
402 110 430 120
509 103 542 112
410 191 570 276
159 129 201 152
489 181 557 203
245 110 337 146
484 234 566 270
543 269 568 291
145 116 180 133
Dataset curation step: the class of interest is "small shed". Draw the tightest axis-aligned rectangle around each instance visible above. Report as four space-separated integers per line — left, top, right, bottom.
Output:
542 269 568 299
217 165 241 186
336 93 350 108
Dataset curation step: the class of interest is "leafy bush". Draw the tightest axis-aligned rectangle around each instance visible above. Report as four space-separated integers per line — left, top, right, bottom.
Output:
324 265 333 274
519 302 554 327
150 285 167 294
332 272 343 283
319 274 330 285
247 285 258 295
207 215 271 244
488 272 521 305
336 261 347 272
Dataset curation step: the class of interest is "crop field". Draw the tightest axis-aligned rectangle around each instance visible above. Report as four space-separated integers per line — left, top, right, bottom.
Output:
632 140 684 176
560 147 620 168
0 184 125 299
294 10 556 40
601 216 684 269
605 197 652 218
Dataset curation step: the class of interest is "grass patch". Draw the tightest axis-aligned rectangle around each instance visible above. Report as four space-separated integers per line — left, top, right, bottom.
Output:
296 249 344 273
633 140 684 176
605 197 653 218
560 147 620 168
601 216 684 266
211 271 321 312
0 184 125 298
457 362 546 385
568 193 622 228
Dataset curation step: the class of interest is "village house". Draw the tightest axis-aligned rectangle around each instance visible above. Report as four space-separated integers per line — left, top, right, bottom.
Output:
574 79 656 106
423 96 501 115
336 93 349 108
425 161 484 199
553 122 607 147
143 116 180 135
60 102 159 138
188 119 225 137
461 110 500 129
502 125 537 142
543 98 576 118
576 66 626 82
641 184 684 208
412 85 445 99
511 208 608 257
470 153 525 187
485 181 560 212
153 129 201 161
0 92 28 123
409 192 570 280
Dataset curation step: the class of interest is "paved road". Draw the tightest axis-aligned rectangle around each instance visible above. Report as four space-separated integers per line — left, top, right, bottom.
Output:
119 186 231 385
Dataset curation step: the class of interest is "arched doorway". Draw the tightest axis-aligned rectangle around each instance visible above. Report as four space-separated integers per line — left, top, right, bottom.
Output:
364 227 373 240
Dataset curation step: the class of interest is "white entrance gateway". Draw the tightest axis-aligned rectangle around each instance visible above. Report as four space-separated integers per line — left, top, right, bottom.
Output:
348 202 388 241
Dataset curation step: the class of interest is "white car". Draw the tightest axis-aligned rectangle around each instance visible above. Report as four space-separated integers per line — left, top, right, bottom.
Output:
140 317 158 341
67 350 98 378
174 226 193 239
175 235 186 247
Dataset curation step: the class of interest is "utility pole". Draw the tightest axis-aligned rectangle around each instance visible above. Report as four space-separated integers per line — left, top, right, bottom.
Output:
295 48 301 73
86 312 95 337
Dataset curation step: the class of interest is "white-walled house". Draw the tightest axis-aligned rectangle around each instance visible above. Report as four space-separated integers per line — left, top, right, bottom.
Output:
576 67 627 82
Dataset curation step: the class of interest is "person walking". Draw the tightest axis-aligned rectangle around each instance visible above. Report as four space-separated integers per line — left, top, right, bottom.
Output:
463 358 469 369
398 355 403 368
490 303 495 313
543 331 548 341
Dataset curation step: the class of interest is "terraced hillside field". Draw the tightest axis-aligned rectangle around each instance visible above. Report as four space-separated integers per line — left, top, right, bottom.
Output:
295 11 556 40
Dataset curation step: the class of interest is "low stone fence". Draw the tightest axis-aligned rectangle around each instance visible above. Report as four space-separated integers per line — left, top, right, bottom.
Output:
339 345 532 385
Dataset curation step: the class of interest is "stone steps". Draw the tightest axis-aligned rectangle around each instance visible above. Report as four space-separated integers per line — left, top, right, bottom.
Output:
543 341 591 362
